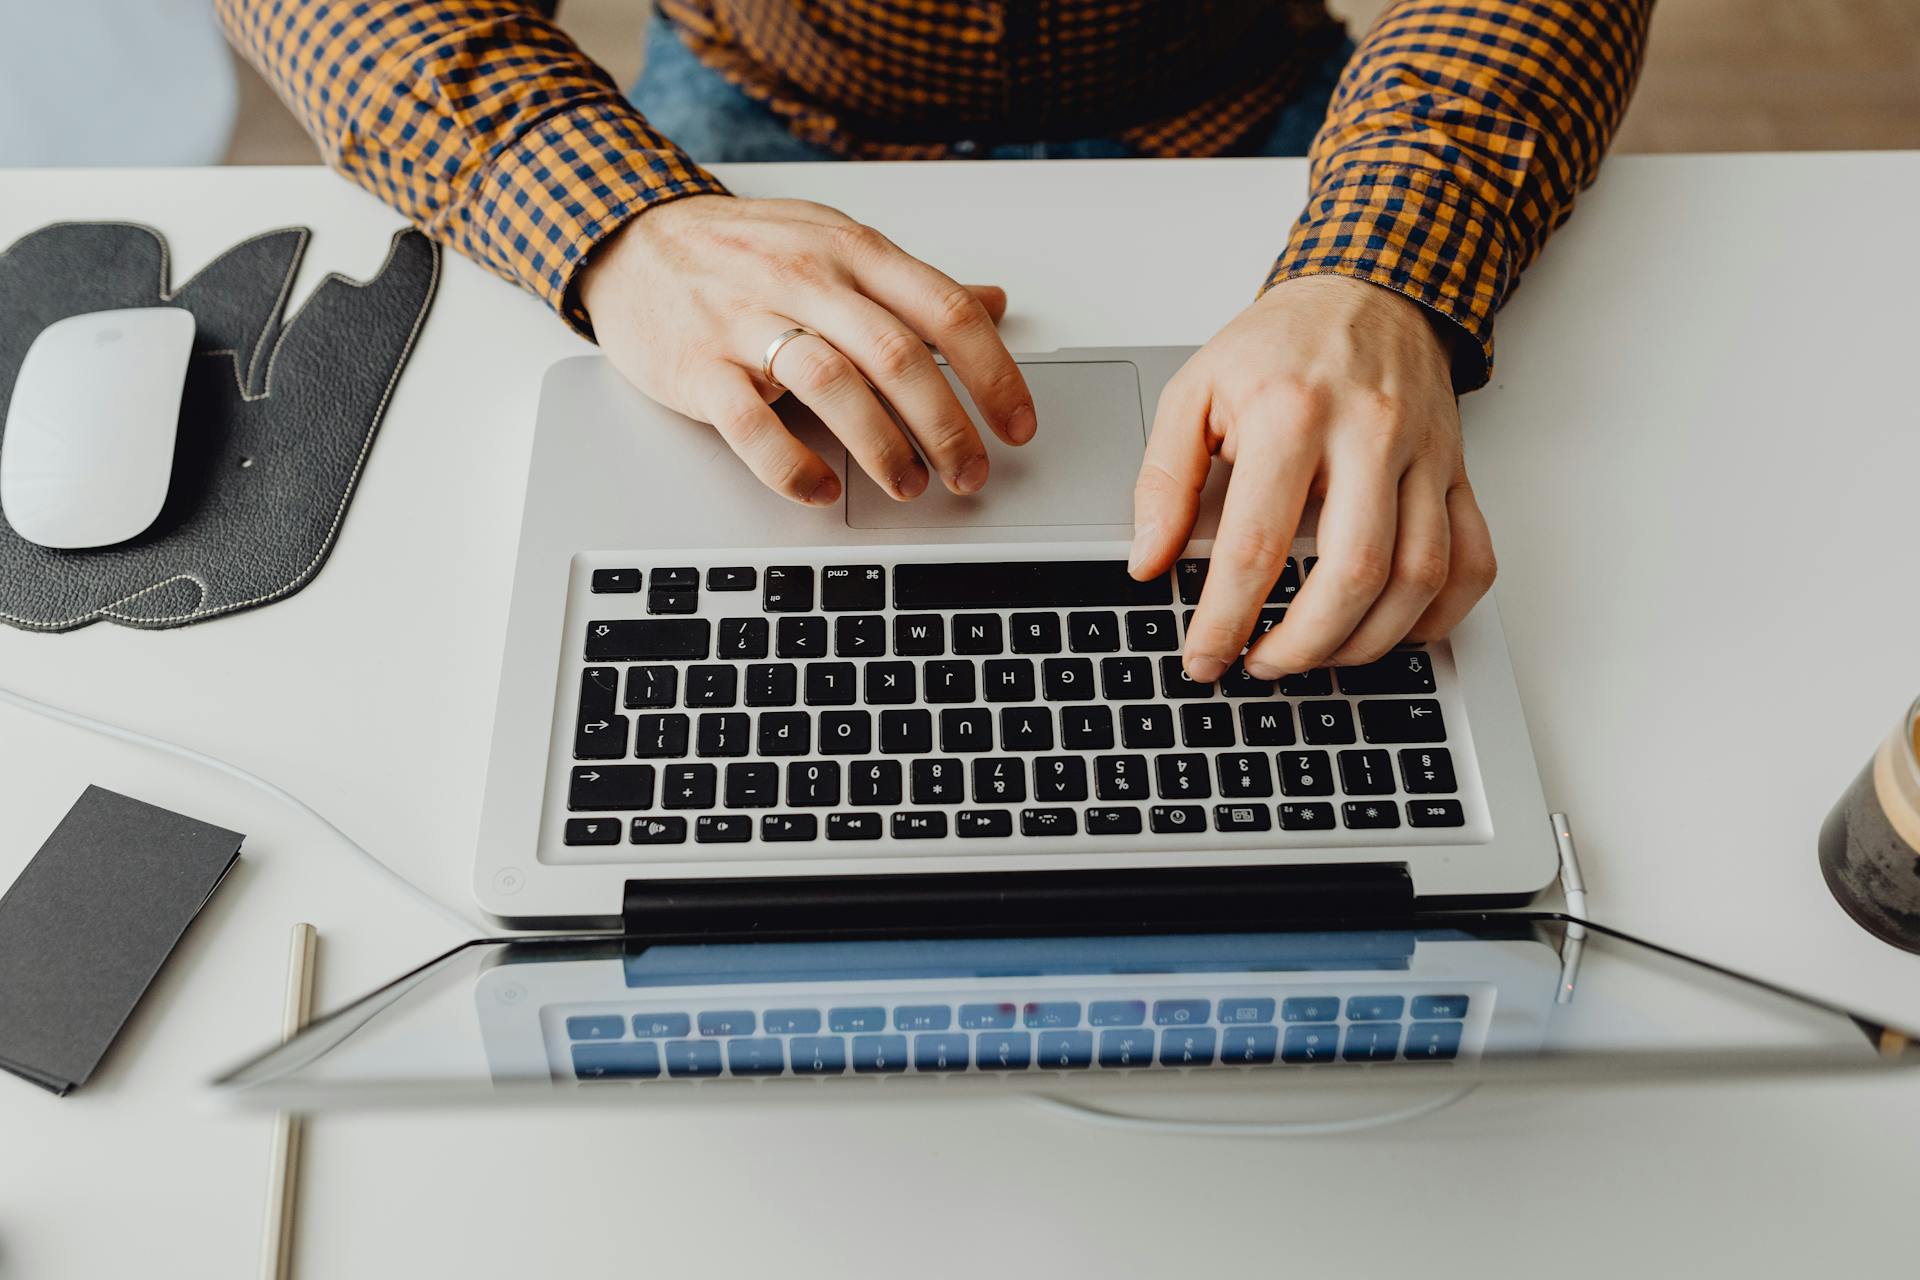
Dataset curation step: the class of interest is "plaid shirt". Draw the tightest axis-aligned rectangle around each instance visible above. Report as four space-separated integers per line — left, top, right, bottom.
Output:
218 0 1652 389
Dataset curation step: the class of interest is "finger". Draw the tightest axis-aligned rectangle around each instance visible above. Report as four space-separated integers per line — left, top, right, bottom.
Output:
838 227 1036 447
1245 456 1402 678
1181 429 1318 683
1128 372 1212 579
700 364 842 506
967 284 1008 325
763 327 930 501
1408 481 1498 640
1326 467 1452 664
803 288 994 495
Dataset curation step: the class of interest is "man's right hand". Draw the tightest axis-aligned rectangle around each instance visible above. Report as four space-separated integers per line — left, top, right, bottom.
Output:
579 194 1036 507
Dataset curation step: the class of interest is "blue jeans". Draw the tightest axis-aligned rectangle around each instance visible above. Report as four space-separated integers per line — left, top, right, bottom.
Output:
629 14 1354 163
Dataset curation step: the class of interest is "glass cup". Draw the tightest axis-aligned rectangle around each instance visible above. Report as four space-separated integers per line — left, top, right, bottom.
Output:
1820 695 1920 953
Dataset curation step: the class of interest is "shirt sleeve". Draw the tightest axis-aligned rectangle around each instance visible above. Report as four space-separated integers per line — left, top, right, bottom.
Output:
1268 0 1654 391
215 0 729 336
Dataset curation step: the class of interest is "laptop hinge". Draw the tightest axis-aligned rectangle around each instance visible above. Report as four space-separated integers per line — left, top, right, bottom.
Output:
621 862 1414 944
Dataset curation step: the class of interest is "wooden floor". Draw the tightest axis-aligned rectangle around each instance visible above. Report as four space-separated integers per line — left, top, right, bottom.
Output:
226 0 1920 164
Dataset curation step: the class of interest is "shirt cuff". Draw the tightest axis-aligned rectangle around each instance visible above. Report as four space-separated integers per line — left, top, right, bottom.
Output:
459 99 731 339
1266 164 1512 393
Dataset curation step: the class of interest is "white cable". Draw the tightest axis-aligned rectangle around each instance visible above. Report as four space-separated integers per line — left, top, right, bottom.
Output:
0 683 494 937
1030 1083 1478 1137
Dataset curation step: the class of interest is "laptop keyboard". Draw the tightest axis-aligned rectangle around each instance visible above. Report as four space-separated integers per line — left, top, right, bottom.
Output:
557 546 1483 858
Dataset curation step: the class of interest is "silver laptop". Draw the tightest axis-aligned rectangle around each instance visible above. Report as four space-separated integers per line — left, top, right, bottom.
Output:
473 349 1557 931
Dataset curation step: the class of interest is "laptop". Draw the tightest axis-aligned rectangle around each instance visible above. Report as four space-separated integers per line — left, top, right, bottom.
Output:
473 349 1557 933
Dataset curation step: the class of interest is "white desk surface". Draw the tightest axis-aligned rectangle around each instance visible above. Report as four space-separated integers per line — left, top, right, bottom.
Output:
2 154 1917 1278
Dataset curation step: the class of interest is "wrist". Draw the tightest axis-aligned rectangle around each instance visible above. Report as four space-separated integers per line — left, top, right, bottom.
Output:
577 192 731 331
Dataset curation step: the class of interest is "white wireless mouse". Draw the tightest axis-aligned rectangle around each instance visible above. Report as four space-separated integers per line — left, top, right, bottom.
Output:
1 306 195 549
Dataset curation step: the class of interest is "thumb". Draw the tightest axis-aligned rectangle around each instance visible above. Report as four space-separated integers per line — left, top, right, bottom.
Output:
965 284 1008 324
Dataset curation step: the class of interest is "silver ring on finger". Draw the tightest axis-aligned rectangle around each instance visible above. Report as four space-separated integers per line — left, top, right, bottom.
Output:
762 325 823 392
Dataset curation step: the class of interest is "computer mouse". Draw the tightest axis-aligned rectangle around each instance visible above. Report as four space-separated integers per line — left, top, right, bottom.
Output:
1 306 195 550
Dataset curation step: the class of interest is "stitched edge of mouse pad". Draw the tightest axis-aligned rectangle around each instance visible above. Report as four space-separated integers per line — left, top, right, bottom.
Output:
0 221 439 631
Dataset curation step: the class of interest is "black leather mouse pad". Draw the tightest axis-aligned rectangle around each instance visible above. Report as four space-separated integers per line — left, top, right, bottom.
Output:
0 221 438 630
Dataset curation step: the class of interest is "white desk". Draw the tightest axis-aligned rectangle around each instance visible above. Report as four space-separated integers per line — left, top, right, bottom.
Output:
2 155 1917 1278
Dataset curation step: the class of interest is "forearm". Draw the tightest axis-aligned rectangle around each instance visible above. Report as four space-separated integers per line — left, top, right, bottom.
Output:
215 0 728 331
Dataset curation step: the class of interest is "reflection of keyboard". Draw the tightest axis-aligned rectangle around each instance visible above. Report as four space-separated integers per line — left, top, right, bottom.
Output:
556 546 1485 858
561 991 1473 1081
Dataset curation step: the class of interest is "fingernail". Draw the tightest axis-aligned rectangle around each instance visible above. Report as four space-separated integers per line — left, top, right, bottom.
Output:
1184 654 1228 684
1008 403 1036 444
1127 523 1157 575
807 475 841 506
1244 663 1278 681
894 463 929 500
952 454 989 495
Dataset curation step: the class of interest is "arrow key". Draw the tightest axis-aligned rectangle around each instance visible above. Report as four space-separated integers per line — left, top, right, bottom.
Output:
564 818 622 846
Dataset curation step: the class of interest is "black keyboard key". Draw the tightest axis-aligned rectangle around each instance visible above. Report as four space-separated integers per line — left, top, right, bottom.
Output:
1020 808 1078 837
911 758 966 804
564 817 621 845
1100 656 1153 699
776 615 828 659
1179 703 1235 747
821 564 886 611
818 710 871 755
1067 610 1121 653
951 614 1004 655
578 665 620 719
662 763 717 809
894 561 1171 609
631 815 689 844
940 707 994 753
718 617 769 659
684 664 738 708
707 566 756 591
763 566 814 612
574 713 629 760
1278 669 1334 697
723 762 778 807
1010 613 1062 653
1126 610 1179 652
804 662 858 706
652 567 698 590
1299 700 1356 744
1085 806 1143 835
1096 754 1150 801
696 814 753 843
1337 649 1438 695
1041 657 1095 701
892 812 949 839
1214 803 1272 832
1155 754 1212 800
1278 802 1336 831
1119 704 1174 749
893 613 944 655
958 809 1014 838
1149 804 1206 834
982 659 1037 703
850 759 903 806
1033 755 1089 802
591 568 641 593
569 764 655 810
1216 752 1274 798
1239 702 1295 746
745 663 798 707
762 812 817 842
828 812 882 840
834 614 887 657
999 706 1054 751
1220 660 1274 698
1408 799 1465 827
1272 558 1302 604
633 713 690 758
1338 749 1395 795
1249 607 1286 647
1175 558 1208 604
864 661 917 704
880 710 933 754
1399 748 1458 794
1061 705 1114 750
626 665 678 709
585 618 709 661
1359 699 1447 744
1160 656 1215 699
757 711 811 756
972 756 1027 804
647 586 697 615
696 712 750 757
1342 801 1400 829
787 760 841 807
924 660 977 703
1279 750 1334 796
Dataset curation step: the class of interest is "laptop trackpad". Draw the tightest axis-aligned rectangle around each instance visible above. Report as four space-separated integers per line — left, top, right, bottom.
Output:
845 360 1146 529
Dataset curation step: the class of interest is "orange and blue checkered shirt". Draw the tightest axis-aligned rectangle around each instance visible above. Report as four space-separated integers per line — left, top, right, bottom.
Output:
217 0 1652 389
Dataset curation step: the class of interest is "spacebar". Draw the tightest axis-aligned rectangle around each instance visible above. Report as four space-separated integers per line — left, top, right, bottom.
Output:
893 561 1172 609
